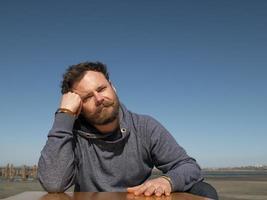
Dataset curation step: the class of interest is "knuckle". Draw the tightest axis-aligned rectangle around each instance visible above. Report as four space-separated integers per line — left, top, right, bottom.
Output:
144 182 151 187
156 192 162 197
145 192 151 196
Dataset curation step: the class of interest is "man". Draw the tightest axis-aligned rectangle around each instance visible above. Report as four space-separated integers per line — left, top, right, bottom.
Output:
38 62 218 199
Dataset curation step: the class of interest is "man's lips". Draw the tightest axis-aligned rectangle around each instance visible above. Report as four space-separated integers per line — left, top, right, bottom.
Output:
94 100 114 114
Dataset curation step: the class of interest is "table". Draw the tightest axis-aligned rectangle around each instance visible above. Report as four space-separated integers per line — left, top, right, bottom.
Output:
2 192 210 200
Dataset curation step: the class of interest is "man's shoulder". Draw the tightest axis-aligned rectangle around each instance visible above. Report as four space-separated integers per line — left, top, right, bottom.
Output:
121 103 162 132
125 107 155 126
127 111 161 135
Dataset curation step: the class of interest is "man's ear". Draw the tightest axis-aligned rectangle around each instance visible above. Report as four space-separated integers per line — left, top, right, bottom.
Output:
110 81 117 93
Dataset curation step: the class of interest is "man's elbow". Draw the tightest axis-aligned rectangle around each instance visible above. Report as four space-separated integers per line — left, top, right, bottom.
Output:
43 185 65 193
39 180 66 193
38 173 66 193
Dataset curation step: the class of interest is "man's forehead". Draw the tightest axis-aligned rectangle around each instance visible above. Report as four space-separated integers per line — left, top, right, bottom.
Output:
72 71 108 93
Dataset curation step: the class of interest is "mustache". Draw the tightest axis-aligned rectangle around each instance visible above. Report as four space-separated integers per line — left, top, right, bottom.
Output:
102 99 114 107
95 100 114 112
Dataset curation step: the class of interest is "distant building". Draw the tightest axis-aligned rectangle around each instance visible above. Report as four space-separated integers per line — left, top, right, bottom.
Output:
0 164 37 181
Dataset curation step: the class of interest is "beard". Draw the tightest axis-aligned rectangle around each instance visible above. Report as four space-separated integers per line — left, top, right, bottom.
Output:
83 94 120 126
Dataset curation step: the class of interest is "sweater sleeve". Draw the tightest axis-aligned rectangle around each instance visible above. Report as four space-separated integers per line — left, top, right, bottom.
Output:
37 113 78 192
146 116 203 192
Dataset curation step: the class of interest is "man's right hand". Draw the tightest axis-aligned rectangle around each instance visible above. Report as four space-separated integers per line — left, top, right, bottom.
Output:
60 92 83 116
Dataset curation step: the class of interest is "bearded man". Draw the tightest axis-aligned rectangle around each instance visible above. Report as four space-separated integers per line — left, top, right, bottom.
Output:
38 61 218 199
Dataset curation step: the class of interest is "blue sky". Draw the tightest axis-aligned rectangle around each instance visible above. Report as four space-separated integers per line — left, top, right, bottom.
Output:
0 1 266 168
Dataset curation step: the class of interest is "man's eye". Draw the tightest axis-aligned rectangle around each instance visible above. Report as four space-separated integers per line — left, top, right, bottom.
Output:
98 87 106 92
83 96 92 102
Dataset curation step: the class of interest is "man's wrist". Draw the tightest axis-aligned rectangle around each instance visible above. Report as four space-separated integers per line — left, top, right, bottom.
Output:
55 108 76 117
160 175 173 191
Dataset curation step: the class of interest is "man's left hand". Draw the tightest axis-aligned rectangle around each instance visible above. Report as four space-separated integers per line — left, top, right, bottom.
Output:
127 177 172 197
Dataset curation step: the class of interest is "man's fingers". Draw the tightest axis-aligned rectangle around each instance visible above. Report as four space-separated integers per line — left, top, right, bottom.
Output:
133 183 149 196
127 178 172 197
76 100 83 116
155 186 164 197
164 192 171 196
127 184 142 193
164 186 171 196
144 185 157 196
60 92 82 114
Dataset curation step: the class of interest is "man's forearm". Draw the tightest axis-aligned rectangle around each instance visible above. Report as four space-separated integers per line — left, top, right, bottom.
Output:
38 113 77 192
165 158 203 192
145 117 203 192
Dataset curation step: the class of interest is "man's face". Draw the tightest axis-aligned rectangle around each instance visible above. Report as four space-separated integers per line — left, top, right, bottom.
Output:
72 71 120 126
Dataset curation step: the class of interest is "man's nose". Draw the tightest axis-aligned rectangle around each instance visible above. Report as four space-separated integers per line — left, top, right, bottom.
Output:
94 92 104 106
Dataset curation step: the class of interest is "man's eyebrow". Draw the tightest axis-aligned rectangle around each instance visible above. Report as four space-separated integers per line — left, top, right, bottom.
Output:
97 85 106 90
71 88 92 99
73 84 107 99
81 91 93 99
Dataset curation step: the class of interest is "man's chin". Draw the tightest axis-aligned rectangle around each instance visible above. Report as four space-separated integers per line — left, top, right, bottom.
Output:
85 100 120 126
87 110 118 126
91 117 116 126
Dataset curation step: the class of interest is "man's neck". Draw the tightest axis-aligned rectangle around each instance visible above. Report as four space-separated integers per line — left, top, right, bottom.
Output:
94 118 119 133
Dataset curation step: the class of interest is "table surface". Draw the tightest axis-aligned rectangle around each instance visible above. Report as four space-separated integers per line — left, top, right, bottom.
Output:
2 192 210 200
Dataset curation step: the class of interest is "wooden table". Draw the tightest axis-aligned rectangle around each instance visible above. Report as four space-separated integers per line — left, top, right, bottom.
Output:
2 192 210 200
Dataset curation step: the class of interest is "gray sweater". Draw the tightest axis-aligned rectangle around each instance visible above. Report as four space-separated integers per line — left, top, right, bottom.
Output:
38 104 203 192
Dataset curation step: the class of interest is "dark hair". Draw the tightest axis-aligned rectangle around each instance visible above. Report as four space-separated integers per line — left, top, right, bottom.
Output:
61 61 109 94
